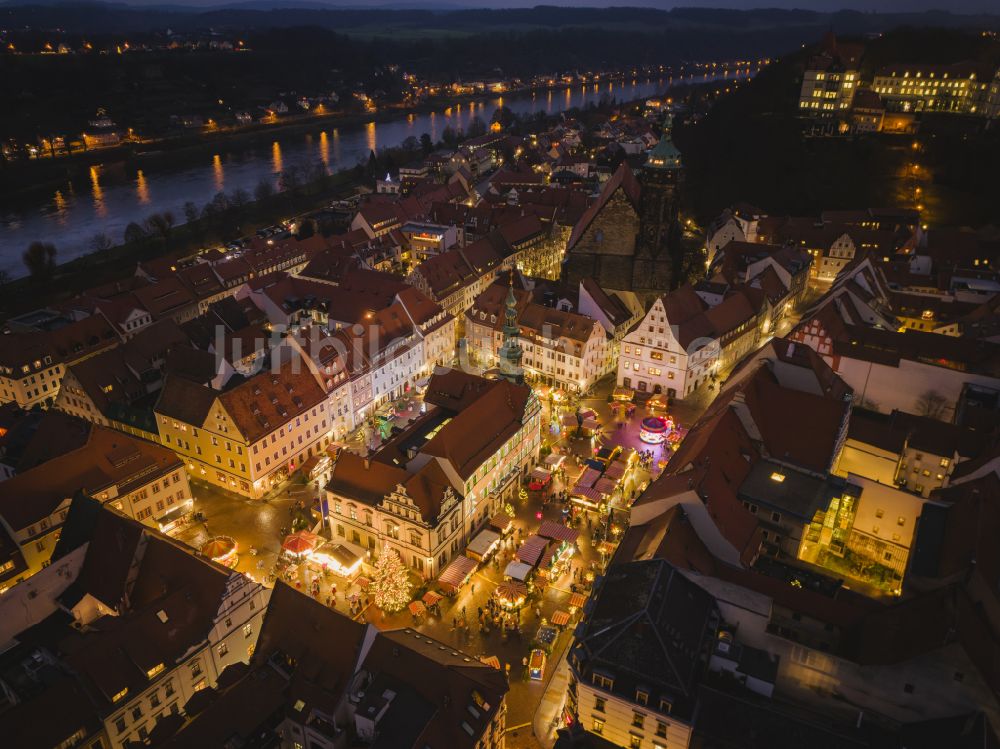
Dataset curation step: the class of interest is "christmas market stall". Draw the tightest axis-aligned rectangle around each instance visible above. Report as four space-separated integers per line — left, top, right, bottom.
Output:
309 541 363 578
515 534 548 568
466 528 501 563
537 520 579 577
504 561 533 582
490 512 514 537
437 554 477 594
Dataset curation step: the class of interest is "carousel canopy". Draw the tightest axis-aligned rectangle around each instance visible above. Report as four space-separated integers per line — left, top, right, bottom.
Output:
200 536 236 560
283 530 321 555
495 580 528 602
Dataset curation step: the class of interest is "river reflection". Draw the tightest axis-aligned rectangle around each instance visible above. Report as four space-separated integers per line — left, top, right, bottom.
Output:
0 69 755 278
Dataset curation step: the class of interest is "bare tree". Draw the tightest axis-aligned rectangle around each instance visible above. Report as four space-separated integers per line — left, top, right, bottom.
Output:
89 232 114 253
914 390 949 420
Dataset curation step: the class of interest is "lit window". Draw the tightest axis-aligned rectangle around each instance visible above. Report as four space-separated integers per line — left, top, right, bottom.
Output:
770 472 785 483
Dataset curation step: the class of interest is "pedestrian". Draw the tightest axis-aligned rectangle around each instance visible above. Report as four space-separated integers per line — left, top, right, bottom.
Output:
326 595 332 607
471 583 476 595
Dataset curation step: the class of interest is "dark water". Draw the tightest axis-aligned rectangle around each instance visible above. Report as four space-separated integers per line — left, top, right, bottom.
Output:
0 68 754 278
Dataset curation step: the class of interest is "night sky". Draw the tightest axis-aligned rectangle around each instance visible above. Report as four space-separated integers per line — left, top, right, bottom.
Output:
107 0 1000 12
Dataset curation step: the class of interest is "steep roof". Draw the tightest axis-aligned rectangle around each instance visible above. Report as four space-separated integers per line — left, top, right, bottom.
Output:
566 162 640 251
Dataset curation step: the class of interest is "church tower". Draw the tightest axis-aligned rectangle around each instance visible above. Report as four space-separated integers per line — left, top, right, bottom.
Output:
498 273 524 384
634 114 684 295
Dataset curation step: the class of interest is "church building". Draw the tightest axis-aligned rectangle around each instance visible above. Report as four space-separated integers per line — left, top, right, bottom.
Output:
562 117 686 305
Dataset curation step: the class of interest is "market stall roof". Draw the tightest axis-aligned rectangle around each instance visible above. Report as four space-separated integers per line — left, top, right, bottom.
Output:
422 590 443 606
539 546 556 568
490 513 513 533
569 592 588 608
438 555 477 590
537 520 580 544
544 453 566 468
582 418 600 431
516 534 548 566
466 528 501 559
594 477 618 495
529 466 551 481
311 542 360 571
504 561 533 581
604 462 626 481
551 610 571 626
576 467 601 488
480 655 502 669
571 486 603 503
408 600 426 616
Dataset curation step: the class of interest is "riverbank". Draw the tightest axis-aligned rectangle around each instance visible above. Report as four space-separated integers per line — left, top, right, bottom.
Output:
0 72 683 203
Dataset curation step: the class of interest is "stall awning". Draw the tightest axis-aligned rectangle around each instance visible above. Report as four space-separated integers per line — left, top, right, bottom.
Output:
490 513 513 533
571 486 603 503
577 467 601 488
569 592 588 609
594 477 618 495
466 529 500 560
551 610 571 626
438 555 477 590
504 561 533 581
538 520 580 544
311 542 361 574
156 499 193 527
423 590 443 606
582 418 600 431
603 462 626 481
516 535 548 566
408 600 426 616
530 466 551 481
544 453 566 469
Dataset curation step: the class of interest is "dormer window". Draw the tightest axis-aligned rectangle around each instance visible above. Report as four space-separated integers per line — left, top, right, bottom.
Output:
635 689 649 706
592 672 614 690
659 698 673 714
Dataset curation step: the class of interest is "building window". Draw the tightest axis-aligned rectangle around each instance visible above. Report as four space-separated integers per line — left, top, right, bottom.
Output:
592 719 604 735
655 721 667 738
630 737 642 749
632 711 645 729
635 689 648 706
594 696 606 713
243 623 253 638
218 643 229 657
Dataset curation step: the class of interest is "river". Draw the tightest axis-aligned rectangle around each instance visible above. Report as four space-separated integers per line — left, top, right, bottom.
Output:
0 68 754 279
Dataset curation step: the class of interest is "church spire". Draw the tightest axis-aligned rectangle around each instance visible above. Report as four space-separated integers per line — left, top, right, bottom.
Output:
498 271 524 384
646 113 682 170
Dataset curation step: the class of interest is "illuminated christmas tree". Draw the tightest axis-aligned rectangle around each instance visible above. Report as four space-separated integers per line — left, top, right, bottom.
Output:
371 547 411 613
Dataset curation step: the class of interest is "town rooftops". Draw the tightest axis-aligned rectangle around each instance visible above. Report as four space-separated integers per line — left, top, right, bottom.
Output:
571 558 717 720
216 359 327 444
0 425 183 532
0 314 118 373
